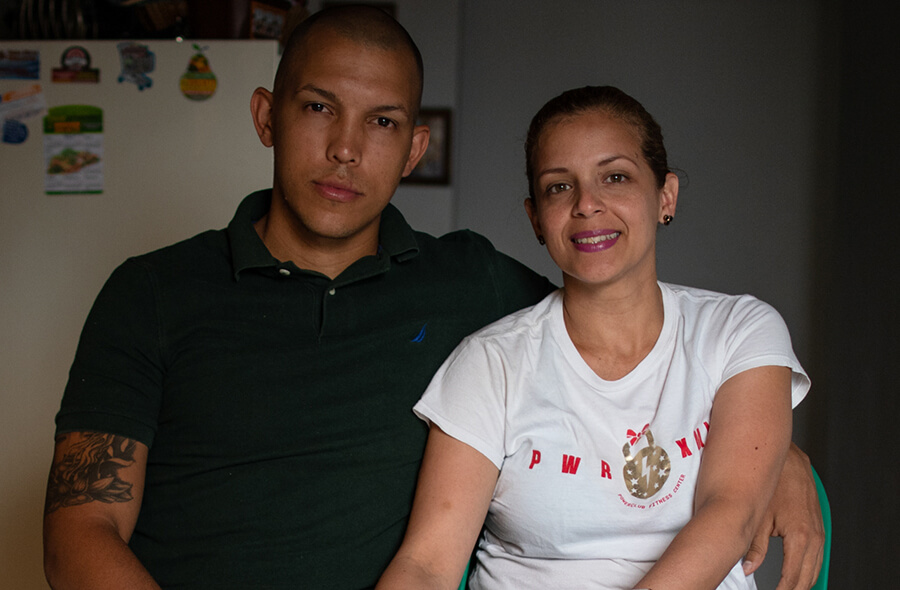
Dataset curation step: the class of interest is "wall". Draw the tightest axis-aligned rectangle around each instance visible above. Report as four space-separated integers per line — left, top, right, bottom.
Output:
0 39 281 590
809 1 899 585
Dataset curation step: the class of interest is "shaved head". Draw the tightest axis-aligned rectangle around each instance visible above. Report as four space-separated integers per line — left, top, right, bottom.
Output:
274 5 424 113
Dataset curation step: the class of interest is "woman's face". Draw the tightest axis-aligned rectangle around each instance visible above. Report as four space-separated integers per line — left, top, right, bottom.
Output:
525 109 677 291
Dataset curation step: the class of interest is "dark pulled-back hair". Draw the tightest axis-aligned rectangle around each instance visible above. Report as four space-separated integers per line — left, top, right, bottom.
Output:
274 4 424 111
525 86 671 199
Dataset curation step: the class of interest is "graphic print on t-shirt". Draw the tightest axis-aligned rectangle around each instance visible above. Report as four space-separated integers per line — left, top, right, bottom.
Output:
621 428 671 499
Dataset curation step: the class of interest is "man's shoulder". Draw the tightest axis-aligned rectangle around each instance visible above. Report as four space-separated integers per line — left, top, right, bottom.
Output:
412 227 516 268
406 227 554 315
410 228 538 281
128 227 229 271
416 227 493 254
103 228 232 296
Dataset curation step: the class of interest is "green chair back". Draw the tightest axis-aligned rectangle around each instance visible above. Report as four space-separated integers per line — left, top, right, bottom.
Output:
457 558 470 590
810 465 832 590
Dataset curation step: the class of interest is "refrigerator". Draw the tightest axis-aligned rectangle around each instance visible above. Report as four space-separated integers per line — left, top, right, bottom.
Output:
0 39 279 589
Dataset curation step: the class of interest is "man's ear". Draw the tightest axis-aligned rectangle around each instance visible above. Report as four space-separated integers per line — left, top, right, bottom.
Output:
250 87 275 148
401 124 431 177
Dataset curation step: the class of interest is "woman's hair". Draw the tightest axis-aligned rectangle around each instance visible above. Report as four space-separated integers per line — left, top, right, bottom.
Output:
524 86 671 198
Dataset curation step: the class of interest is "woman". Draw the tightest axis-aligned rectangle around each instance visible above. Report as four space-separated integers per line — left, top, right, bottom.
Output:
377 86 809 589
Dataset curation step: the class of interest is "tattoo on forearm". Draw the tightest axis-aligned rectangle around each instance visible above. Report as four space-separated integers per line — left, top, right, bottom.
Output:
45 433 137 514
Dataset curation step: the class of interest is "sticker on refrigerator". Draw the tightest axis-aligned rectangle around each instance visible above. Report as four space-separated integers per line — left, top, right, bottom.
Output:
1 84 47 144
52 46 100 83
43 105 103 194
180 44 217 101
0 49 40 79
117 42 154 90
3 118 28 144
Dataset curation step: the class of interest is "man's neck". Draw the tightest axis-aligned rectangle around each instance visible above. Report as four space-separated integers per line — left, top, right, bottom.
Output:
253 213 379 280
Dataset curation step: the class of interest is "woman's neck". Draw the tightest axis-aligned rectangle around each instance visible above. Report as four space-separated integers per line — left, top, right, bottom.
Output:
561 275 665 381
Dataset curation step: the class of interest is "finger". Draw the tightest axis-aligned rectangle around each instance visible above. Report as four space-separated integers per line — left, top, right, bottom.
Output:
797 540 824 590
805 548 824 590
774 530 817 590
742 530 771 575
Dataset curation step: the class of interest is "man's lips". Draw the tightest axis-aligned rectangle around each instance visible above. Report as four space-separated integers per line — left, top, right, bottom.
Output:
314 180 363 203
571 229 621 252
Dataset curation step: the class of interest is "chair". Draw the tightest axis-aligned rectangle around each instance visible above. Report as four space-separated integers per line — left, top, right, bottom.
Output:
457 559 470 590
810 465 832 590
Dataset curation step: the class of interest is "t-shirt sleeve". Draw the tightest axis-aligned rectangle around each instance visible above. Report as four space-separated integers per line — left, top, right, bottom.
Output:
413 336 508 469
55 258 165 446
719 296 810 408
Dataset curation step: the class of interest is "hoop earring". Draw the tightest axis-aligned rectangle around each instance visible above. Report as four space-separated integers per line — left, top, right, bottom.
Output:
662 215 673 226
537 235 546 245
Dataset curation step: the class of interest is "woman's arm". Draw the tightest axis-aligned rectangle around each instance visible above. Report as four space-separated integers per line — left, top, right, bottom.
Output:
377 425 500 590
635 365 793 590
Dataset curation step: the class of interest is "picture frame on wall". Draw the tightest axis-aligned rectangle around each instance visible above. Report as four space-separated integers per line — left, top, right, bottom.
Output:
403 108 452 185
249 1 288 39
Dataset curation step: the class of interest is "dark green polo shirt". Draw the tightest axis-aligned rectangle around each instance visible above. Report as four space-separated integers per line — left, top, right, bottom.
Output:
57 190 553 589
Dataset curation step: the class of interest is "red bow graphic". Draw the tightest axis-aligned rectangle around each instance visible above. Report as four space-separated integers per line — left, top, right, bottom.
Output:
626 423 650 446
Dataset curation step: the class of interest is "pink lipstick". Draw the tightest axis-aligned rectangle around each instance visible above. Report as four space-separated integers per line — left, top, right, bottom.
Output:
571 229 620 252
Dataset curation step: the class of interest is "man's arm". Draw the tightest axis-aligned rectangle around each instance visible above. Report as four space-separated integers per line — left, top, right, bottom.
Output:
43 431 160 590
742 442 825 590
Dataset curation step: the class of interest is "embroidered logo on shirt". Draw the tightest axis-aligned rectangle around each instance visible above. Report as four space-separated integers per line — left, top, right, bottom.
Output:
411 323 427 343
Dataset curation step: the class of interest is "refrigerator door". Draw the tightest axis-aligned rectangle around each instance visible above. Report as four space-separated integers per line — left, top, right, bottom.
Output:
0 39 278 590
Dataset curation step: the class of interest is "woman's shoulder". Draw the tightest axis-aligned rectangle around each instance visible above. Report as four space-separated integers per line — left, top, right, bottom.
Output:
661 282 781 330
464 288 562 344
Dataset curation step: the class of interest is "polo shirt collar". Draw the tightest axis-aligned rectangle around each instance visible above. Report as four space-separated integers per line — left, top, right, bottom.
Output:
227 190 420 280
378 198 420 262
227 190 280 280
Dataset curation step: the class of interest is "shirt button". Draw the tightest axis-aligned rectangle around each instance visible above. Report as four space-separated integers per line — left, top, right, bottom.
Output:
278 268 291 276
328 288 336 295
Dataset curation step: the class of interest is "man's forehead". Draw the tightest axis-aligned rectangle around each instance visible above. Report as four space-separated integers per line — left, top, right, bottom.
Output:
298 28 414 71
286 32 419 107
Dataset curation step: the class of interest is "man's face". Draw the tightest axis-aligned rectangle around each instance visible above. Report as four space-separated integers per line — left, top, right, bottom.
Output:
253 29 428 250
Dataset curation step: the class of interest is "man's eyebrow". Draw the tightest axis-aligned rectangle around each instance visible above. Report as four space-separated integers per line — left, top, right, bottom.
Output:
298 84 339 103
297 84 410 117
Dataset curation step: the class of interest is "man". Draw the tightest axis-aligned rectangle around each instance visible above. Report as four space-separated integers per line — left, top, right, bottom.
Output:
43 6 823 590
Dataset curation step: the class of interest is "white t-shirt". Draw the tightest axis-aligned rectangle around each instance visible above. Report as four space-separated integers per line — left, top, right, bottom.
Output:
414 283 810 590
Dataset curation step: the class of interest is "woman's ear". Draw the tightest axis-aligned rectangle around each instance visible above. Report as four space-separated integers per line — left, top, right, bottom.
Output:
524 197 544 242
659 172 679 220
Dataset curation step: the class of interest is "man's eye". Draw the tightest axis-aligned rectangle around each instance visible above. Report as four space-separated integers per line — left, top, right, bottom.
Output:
375 117 396 128
307 103 327 112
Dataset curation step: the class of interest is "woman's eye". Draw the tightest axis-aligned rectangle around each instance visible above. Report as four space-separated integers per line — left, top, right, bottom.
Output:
546 183 571 195
605 173 627 183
